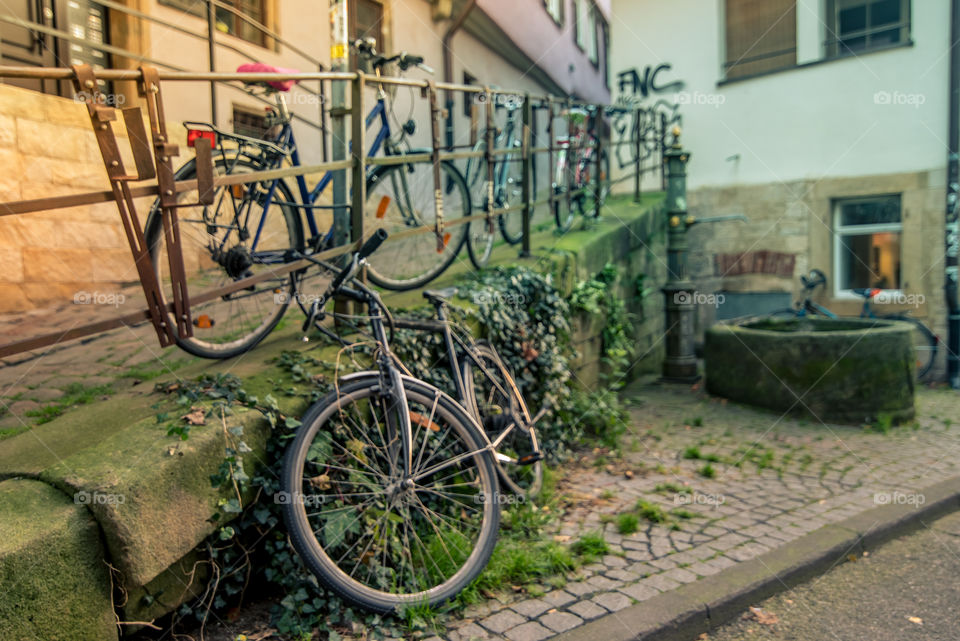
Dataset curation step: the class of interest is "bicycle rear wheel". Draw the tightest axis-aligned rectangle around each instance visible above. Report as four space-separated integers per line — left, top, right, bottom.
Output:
364 159 470 291
499 149 529 245
282 375 500 612
144 157 302 359
461 342 543 498
880 315 938 379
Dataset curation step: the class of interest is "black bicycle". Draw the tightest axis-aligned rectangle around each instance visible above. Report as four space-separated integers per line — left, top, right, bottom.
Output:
770 269 938 379
282 230 544 613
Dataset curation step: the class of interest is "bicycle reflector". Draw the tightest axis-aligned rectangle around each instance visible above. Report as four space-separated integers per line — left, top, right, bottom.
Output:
870 288 882 298
437 232 451 253
375 195 391 219
187 129 217 148
193 314 215 329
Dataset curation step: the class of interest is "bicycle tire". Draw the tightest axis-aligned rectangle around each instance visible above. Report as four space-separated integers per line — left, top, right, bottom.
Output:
364 159 470 291
282 374 500 613
466 215 496 270
144 157 303 359
499 147 529 245
461 342 543 498
877 315 938 379
553 185 583 234
464 138 486 195
582 148 610 219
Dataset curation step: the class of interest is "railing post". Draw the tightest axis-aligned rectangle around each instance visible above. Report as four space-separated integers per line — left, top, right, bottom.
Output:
484 87 496 237
330 0 349 248
350 71 365 249
633 108 642 203
520 92 532 257
593 107 602 220
661 133 697 382
546 97 554 219
206 0 218 125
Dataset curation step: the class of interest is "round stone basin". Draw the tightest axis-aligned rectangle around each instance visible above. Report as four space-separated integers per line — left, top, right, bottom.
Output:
704 317 915 424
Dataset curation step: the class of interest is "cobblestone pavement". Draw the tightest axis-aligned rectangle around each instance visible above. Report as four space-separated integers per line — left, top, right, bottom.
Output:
434 382 960 641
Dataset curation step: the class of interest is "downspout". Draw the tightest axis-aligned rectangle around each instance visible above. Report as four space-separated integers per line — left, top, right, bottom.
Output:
947 0 960 388
443 0 477 150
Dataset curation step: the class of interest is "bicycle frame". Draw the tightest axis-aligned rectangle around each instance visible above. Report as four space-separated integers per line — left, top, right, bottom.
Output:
198 92 396 264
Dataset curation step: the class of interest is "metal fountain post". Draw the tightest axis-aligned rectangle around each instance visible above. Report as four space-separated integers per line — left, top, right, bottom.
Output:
661 130 697 382
661 128 746 382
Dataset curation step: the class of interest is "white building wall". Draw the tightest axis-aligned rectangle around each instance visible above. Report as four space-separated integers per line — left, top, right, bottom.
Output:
609 0 951 190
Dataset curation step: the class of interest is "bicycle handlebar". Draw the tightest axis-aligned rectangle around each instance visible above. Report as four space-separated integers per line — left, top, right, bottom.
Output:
800 269 827 291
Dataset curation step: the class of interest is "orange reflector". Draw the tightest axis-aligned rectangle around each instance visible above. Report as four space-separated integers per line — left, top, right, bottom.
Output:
410 411 440 432
230 184 245 199
436 232 451 253
194 314 215 329
376 196 391 219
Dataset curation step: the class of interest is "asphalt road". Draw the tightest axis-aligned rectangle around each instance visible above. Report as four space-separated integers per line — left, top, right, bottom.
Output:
704 511 960 641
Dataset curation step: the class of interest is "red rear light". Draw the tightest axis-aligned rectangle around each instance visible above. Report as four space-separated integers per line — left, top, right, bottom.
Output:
870 288 882 298
187 129 217 148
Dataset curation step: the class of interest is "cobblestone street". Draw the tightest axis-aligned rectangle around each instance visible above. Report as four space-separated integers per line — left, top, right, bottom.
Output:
436 382 960 641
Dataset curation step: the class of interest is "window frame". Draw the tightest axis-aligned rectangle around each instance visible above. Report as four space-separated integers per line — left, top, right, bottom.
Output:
825 0 911 59
544 0 563 26
722 0 798 81
574 0 587 51
158 0 271 48
831 194 904 298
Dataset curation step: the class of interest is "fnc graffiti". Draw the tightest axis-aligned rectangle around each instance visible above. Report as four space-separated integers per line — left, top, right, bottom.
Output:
608 64 685 174
617 63 685 100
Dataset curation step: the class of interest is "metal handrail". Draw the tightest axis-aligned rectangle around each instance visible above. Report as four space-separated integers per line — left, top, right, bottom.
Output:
0 63 674 359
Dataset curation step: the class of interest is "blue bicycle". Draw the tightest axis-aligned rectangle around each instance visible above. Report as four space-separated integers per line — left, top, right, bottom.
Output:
144 42 472 358
770 269 938 379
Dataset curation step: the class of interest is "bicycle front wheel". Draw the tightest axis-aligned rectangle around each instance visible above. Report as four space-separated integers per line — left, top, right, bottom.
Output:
499 150 529 245
364 159 470 291
282 375 500 613
144 157 303 359
461 343 543 498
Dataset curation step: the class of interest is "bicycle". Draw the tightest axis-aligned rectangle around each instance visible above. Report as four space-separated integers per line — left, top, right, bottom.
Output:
144 40 473 359
769 269 938 379
463 100 536 263
552 106 610 233
280 230 544 612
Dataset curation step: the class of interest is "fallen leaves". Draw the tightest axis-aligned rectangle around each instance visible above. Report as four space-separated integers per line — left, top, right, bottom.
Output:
181 407 206 426
743 606 779 625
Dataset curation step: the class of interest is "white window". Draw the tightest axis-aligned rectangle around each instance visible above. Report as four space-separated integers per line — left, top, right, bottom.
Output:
827 0 911 57
833 195 902 294
545 0 563 24
587 5 598 64
575 0 588 50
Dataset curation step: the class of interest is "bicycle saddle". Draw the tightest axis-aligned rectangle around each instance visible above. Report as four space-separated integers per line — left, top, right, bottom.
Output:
422 287 458 304
852 288 881 299
236 63 300 92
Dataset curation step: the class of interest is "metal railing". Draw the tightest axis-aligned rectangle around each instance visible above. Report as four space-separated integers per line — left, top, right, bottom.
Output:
0 60 675 359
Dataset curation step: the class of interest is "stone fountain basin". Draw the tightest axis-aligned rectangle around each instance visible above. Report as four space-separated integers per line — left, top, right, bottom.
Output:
705 317 915 424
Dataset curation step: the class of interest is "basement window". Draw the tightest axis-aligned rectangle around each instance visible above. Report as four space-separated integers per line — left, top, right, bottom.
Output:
833 195 902 293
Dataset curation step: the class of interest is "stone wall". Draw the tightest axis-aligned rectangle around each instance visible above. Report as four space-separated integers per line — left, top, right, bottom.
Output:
0 84 186 313
687 170 951 378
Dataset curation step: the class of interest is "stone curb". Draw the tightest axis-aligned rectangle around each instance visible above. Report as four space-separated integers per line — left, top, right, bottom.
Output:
551 474 960 641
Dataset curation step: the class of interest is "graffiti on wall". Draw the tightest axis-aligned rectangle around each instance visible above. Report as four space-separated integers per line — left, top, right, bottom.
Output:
609 63 685 174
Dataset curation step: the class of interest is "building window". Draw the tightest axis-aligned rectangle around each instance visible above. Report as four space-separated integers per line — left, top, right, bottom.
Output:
159 0 269 47
587 5 599 65
574 0 588 50
724 0 797 80
350 0 384 70
545 0 563 25
827 0 910 58
463 71 477 118
833 195 902 292
233 104 270 138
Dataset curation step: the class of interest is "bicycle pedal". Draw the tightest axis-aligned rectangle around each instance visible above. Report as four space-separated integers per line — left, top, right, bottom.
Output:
516 453 543 466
